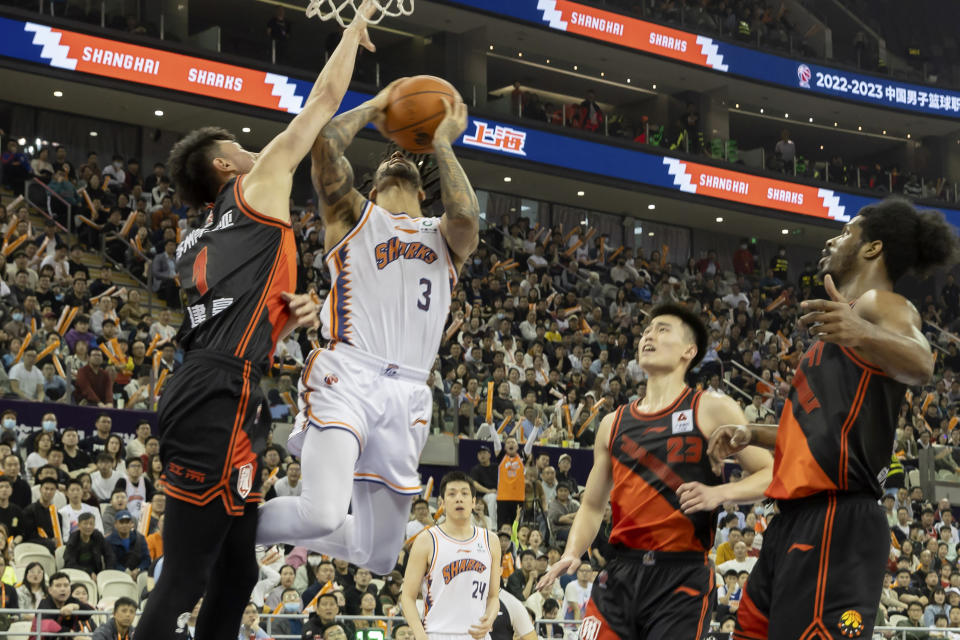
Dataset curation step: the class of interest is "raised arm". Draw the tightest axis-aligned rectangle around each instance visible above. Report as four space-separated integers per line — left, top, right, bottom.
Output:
242 2 376 212
434 101 480 267
537 412 615 590
799 275 934 386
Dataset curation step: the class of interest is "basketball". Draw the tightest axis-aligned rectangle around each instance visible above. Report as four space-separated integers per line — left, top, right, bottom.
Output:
383 75 461 154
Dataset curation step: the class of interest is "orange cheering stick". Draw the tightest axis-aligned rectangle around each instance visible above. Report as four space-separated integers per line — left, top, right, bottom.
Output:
13 333 32 364
485 382 494 423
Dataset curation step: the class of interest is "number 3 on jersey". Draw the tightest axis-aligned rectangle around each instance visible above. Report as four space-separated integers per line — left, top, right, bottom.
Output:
666 436 702 463
418 277 432 311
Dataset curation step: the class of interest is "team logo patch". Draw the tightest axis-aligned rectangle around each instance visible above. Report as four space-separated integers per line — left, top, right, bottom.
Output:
798 64 812 88
672 410 693 434
579 616 602 640
597 570 608 588
323 373 339 386
837 609 864 637
382 364 399 378
237 463 253 499
204 211 214 227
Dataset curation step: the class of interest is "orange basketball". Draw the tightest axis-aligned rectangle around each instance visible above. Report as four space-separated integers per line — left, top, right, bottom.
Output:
383 75 461 154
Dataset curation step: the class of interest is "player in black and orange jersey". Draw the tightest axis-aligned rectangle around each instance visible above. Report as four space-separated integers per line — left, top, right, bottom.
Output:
537 303 773 640
709 199 960 640
136 5 379 640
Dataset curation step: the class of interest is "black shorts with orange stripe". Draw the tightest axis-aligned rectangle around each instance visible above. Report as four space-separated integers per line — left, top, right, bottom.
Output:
734 492 887 640
156 350 269 516
578 548 714 640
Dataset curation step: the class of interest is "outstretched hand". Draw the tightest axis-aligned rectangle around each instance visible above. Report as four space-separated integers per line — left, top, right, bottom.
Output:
348 0 377 52
798 274 868 347
536 554 580 591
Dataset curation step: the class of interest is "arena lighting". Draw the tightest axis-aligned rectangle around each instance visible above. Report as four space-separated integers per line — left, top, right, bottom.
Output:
518 52 522 57
16 137 25 145
577 190 585 196
652 83 657 89
834 122 838 127
154 109 164 116
489 45 493 50
781 229 790 235
647 204 655 210
573 65 578 70
600 72 604 77
715 217 724 222
808 117 813 122
784 113 789 118
241 127 251 133
546 59 550 63
735 103 739 108
883 130 887 135
626 78 630 83
820 145 824 150
89 131 98 137
648 231 655 236
759 108 764 114
858 125 862 131
907 133 912 139
52 90 62 97
503 176 512 182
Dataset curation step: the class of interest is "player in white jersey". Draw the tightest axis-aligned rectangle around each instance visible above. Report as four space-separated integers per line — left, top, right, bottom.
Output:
255 83 480 575
401 472 502 640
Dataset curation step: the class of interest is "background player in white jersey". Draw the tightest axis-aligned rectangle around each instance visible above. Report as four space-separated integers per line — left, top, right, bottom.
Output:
400 471 502 640
255 83 480 574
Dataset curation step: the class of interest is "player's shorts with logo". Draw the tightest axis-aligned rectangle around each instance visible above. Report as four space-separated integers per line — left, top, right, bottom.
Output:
289 341 432 495
578 548 714 640
735 492 887 640
157 350 268 515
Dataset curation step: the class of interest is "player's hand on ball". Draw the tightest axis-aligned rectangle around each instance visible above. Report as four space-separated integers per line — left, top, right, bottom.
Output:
433 99 468 146
537 553 580 591
469 611 496 639
707 424 752 473
798 274 868 347
282 292 320 331
677 481 726 514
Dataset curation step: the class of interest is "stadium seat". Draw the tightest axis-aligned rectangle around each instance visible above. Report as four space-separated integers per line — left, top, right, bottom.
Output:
136 570 148 595
14 542 51 565
100 580 140 604
55 545 65 570
63 568 98 602
370 578 385 593
96 569 133 590
6 621 33 640
908 469 920 488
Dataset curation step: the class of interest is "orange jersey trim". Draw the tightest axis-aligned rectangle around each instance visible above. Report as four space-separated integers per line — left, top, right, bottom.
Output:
324 200 374 264
234 174 291 229
838 371 871 490
839 346 888 376
353 472 421 493
235 239 284 358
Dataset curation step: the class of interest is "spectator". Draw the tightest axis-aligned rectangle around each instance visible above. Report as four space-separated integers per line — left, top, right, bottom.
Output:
506 549 540 602
1 139 32 194
40 362 67 402
151 240 179 308
8 347 44 400
90 596 136 640
404 498 433 540
36 571 97 636
106 509 149 577
343 567 377 615
16 561 47 610
547 484 579 543
0 477 24 542
579 90 604 133
718 541 758 574
74 349 113 406
63 511 114 578
60 478 103 534
21 478 60 552
562 563 593 620
266 5 291 64
30 147 54 182
90 454 120 503
897 602 929 640
239 601 270 639
470 445 498 521
4 455 32 508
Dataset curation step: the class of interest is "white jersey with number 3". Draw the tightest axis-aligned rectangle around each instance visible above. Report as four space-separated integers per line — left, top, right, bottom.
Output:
320 200 457 371
423 525 492 637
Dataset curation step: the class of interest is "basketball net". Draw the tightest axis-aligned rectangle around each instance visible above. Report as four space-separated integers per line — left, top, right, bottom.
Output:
305 0 414 26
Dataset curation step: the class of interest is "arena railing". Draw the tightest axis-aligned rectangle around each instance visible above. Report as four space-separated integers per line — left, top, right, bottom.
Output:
0 609 946 639
24 178 72 236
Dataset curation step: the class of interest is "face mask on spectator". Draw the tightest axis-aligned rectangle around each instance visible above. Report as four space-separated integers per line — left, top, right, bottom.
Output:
2 418 15 430
283 602 300 613
11 312 22 322
42 420 56 432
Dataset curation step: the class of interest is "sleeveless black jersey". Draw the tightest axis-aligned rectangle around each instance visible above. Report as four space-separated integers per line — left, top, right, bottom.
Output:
766 341 906 500
608 387 719 553
175 174 297 371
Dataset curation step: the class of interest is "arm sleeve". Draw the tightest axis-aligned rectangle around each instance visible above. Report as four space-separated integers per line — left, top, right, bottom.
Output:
500 590 535 636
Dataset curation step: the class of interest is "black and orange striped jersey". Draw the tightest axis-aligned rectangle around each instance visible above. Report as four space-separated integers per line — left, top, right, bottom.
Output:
175 174 297 371
765 341 906 501
607 387 719 553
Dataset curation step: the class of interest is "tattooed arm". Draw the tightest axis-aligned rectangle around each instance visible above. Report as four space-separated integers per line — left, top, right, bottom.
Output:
434 100 480 268
310 82 397 244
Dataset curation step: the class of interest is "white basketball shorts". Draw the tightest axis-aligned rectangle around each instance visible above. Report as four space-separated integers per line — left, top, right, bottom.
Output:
288 341 432 495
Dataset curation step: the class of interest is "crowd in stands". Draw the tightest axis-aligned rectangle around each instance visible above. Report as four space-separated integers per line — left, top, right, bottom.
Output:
6 130 960 636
